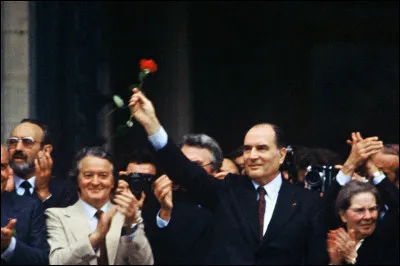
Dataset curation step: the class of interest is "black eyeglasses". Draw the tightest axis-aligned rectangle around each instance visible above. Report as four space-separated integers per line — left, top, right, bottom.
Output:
7 137 42 149
192 161 213 168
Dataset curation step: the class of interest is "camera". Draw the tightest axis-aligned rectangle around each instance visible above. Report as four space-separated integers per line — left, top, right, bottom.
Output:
304 165 336 194
120 172 157 199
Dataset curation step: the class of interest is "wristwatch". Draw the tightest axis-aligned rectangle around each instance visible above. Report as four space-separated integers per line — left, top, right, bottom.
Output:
371 170 384 178
121 223 138 236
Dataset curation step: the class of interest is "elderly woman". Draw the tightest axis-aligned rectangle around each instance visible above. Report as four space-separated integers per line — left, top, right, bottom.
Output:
327 180 397 265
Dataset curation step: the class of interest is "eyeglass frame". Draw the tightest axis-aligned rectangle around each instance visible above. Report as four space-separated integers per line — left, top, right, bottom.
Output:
348 205 380 217
192 161 213 168
6 137 44 149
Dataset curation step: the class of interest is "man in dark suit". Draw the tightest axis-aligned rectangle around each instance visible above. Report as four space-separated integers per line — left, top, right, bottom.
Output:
151 134 222 265
6 118 78 209
127 88 329 264
1 144 49 265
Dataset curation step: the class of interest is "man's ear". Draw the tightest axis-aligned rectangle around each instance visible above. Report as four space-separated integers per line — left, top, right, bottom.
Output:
279 147 287 164
43 144 53 154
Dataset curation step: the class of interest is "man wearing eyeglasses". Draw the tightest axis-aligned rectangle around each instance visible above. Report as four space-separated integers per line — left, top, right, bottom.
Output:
6 119 78 209
149 133 222 264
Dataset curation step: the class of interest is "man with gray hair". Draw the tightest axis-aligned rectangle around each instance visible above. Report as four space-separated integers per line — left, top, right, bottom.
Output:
150 133 222 264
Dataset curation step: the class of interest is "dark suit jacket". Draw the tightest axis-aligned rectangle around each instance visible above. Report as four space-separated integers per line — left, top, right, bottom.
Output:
143 190 213 265
324 177 399 265
1 192 49 265
14 177 78 209
152 139 329 265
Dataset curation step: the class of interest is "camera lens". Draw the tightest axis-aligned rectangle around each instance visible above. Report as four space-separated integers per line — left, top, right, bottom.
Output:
304 170 322 187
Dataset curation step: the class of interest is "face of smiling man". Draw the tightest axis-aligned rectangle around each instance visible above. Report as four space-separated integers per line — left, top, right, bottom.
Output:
243 124 287 186
78 156 115 209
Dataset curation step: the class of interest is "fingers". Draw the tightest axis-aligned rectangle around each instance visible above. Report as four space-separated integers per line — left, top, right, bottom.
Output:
348 229 356 242
137 192 146 209
119 171 128 176
214 172 228 179
334 164 343 170
5 219 17 230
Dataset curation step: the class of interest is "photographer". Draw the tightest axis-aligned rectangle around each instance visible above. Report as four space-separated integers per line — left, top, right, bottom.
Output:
45 147 153 265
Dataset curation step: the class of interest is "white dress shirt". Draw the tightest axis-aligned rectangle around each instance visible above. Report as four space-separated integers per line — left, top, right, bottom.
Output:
252 174 282 236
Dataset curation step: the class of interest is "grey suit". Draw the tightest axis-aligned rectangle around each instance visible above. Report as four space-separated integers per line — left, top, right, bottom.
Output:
45 200 154 265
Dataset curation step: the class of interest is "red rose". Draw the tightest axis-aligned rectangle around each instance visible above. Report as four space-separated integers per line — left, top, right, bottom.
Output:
140 59 158 73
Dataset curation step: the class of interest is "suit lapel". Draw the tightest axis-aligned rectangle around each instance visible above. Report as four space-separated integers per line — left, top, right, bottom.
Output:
234 177 259 243
105 204 124 265
1 192 13 227
64 201 93 242
262 180 298 244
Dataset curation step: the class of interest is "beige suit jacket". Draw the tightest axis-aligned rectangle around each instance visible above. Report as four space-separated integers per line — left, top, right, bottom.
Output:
45 200 154 265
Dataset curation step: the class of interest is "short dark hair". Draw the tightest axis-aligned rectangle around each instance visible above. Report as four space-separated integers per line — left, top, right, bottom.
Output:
335 180 381 215
178 133 223 172
227 145 244 160
382 144 399 156
20 118 52 146
252 123 286 148
126 149 157 174
68 146 118 192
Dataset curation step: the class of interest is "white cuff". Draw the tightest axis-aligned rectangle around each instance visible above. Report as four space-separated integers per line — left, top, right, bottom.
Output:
156 210 170 228
371 171 386 185
43 194 52 202
148 126 168 151
1 237 16 261
336 170 352 186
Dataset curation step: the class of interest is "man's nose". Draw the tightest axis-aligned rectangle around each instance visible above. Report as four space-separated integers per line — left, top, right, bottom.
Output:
249 148 259 159
15 140 24 150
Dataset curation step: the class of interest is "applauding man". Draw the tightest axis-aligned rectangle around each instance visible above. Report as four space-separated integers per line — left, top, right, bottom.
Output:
6 119 78 209
45 147 153 265
1 145 49 265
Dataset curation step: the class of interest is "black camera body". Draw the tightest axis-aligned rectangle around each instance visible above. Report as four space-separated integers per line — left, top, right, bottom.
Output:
304 165 336 194
120 172 157 199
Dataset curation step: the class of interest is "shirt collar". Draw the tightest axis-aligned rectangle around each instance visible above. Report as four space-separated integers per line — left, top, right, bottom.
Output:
14 175 36 190
251 173 282 200
79 199 110 220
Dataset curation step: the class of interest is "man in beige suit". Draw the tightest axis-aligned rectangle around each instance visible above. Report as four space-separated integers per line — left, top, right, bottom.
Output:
45 147 154 265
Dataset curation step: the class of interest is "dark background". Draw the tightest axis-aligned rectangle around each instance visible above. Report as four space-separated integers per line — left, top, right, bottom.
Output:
31 1 399 176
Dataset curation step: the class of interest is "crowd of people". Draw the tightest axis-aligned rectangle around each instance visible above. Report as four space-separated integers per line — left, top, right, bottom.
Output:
1 88 398 265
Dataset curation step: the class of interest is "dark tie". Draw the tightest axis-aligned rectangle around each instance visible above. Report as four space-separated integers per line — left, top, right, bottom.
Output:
257 186 266 242
21 181 32 197
95 210 109 265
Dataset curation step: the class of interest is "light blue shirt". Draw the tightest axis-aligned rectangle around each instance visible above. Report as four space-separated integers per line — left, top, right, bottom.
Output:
14 175 52 201
251 174 282 236
80 199 110 232
79 199 137 241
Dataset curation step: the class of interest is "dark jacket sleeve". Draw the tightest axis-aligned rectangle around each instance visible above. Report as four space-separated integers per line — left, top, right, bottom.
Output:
41 178 78 209
156 138 223 211
375 177 399 215
9 199 49 265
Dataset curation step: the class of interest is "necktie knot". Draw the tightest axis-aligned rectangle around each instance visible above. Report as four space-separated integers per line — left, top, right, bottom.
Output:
257 186 266 197
95 210 104 219
21 181 32 196
21 180 32 189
